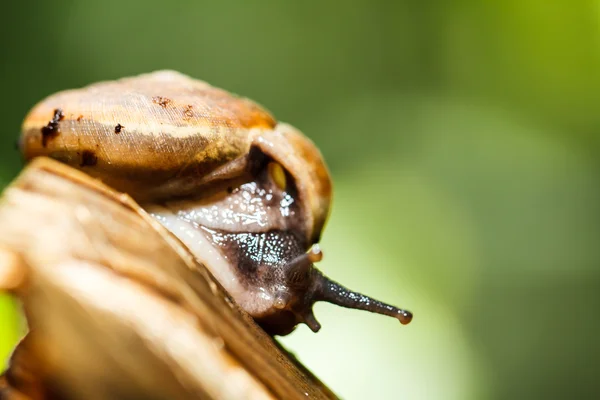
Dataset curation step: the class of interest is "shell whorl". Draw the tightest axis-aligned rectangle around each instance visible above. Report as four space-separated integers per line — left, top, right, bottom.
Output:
20 70 332 243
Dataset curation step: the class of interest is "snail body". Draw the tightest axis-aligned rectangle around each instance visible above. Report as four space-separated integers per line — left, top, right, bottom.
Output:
20 71 412 335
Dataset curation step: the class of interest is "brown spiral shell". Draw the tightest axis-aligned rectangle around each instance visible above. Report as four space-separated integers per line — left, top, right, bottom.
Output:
20 71 332 243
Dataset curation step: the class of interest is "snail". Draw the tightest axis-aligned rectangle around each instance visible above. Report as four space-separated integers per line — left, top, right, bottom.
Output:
19 71 412 335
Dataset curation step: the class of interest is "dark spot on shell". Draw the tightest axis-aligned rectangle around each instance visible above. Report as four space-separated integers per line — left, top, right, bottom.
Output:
227 186 233 194
152 96 171 108
115 123 124 134
183 105 194 119
41 108 64 147
80 150 98 167
76 115 84 122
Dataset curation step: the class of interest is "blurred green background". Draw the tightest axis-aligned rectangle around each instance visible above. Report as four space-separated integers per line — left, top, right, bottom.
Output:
1 1 599 399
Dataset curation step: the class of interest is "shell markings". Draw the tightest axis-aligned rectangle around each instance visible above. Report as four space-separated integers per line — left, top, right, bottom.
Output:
41 108 64 147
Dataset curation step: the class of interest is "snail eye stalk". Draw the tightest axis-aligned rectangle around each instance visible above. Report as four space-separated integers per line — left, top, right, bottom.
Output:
284 246 413 329
314 271 413 325
284 246 322 285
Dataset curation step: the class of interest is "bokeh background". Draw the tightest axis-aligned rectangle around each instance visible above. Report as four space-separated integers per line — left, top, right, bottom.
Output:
1 1 599 399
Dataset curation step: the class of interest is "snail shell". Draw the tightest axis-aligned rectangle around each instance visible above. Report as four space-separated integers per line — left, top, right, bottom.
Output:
20 71 411 335
20 70 330 243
